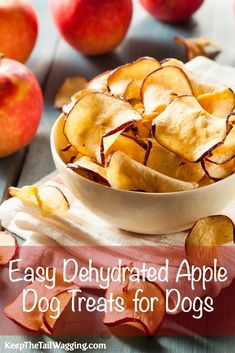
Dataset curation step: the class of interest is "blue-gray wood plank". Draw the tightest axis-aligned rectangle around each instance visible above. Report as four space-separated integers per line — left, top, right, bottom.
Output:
1 0 235 351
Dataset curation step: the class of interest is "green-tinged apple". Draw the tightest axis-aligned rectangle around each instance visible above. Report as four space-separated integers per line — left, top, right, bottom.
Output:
0 0 38 63
139 0 204 22
0 57 43 158
49 0 133 56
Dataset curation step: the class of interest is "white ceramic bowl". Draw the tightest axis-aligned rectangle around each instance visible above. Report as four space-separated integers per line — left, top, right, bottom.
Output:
51 114 235 234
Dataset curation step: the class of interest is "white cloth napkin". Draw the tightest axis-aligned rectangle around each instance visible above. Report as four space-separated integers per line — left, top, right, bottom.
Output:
1 56 235 313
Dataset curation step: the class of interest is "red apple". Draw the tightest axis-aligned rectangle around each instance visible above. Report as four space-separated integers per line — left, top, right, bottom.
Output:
0 57 43 158
0 0 38 63
49 0 133 56
139 0 204 22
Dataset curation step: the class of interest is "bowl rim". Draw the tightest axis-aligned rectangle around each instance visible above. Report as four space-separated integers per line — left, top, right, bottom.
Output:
51 114 235 198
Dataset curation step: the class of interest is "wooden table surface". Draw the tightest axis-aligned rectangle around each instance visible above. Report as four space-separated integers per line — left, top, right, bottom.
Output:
1 0 235 351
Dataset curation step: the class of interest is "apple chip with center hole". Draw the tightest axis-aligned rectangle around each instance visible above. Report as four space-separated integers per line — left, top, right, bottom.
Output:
67 155 109 186
103 266 165 335
9 185 70 217
141 66 193 121
198 88 235 118
64 92 141 163
146 140 204 183
108 57 161 99
107 151 197 192
185 215 235 267
153 95 231 163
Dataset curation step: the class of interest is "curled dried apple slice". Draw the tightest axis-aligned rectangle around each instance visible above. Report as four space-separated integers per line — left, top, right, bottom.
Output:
124 79 141 100
9 185 70 217
185 215 235 267
54 76 88 109
201 158 235 181
64 92 141 162
85 70 111 94
206 127 235 164
108 57 161 98
103 267 165 335
141 66 193 121
153 95 231 163
107 151 197 192
198 88 235 118
174 36 220 61
0 231 18 265
146 141 204 183
105 134 148 165
67 156 110 186
161 58 218 96
4 270 78 334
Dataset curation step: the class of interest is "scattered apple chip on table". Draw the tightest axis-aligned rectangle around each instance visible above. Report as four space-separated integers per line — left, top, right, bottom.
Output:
63 92 141 163
185 215 235 267
107 151 197 192
153 95 231 163
0 231 18 265
9 185 70 217
174 36 221 61
141 66 193 121
103 267 165 335
4 270 78 334
108 57 161 98
54 76 88 109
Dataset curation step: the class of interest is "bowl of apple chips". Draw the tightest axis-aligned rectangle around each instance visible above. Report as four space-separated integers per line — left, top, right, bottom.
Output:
51 57 235 234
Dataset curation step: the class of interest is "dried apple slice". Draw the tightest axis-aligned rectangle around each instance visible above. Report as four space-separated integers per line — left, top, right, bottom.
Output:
174 36 220 61
105 134 148 165
146 141 204 183
107 151 197 192
64 92 141 162
9 185 70 217
197 174 215 187
198 88 235 118
206 127 235 164
201 158 235 181
124 79 141 100
161 58 218 96
4 270 78 334
0 231 18 265
103 267 165 335
141 66 193 121
108 57 161 98
43 291 74 333
85 70 111 94
54 76 88 109
185 215 235 267
67 156 110 186
153 95 230 163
